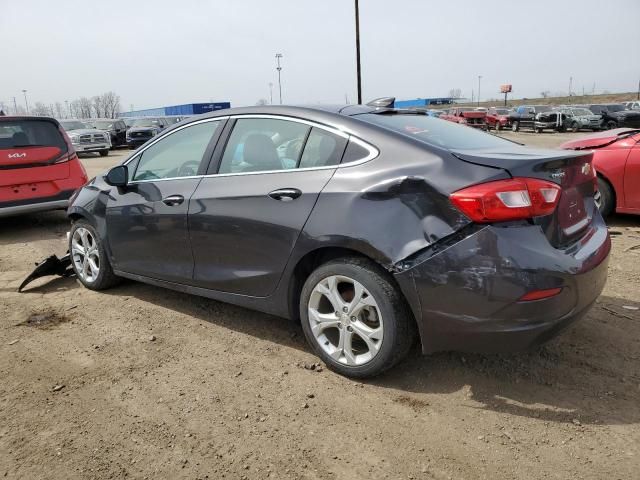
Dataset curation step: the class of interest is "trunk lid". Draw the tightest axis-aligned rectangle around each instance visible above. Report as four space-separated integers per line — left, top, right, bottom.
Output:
452 147 597 247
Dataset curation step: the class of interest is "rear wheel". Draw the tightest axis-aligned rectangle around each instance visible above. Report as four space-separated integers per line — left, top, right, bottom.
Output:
99 149 109 157
300 257 415 378
535 127 543 133
511 121 519 132
605 120 617 130
596 177 615 217
69 220 120 290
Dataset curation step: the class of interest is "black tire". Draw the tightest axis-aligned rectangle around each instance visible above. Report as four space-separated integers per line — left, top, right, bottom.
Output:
571 122 580 133
299 257 416 378
511 121 519 132
596 176 615 217
605 120 617 130
535 127 543 134
99 149 109 157
69 220 120 290
496 122 502 131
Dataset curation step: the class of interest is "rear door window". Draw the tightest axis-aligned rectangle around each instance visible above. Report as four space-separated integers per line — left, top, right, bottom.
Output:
0 120 66 151
298 127 347 169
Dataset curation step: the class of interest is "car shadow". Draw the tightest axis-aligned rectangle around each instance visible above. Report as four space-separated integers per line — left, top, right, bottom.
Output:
0 210 69 246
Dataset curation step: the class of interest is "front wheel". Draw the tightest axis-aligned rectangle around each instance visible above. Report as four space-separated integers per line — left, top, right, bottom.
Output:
511 121 519 132
69 220 120 290
496 122 502 131
605 120 617 130
300 257 415 378
571 122 580 133
99 149 109 157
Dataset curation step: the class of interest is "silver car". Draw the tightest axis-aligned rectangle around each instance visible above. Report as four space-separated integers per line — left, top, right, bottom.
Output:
554 107 601 132
59 120 111 156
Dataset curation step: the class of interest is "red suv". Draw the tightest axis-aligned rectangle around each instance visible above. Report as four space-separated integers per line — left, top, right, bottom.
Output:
0 116 88 217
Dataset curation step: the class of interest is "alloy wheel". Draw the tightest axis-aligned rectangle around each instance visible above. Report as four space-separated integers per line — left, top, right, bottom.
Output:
71 227 100 283
308 275 383 366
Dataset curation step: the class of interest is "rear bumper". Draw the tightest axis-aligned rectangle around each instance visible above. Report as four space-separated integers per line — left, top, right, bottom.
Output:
395 216 611 354
0 190 74 217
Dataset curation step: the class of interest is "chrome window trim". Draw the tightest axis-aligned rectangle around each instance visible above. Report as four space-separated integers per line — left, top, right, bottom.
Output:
125 113 379 184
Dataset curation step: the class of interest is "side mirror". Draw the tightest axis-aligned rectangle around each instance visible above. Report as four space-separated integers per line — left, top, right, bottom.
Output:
105 165 128 187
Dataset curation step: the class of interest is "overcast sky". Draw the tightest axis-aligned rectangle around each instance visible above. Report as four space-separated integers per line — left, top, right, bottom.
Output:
2 0 639 112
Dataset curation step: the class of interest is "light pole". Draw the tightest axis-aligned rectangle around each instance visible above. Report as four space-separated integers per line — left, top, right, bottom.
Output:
268 82 273 104
22 89 29 114
477 76 482 107
354 0 362 104
275 53 283 104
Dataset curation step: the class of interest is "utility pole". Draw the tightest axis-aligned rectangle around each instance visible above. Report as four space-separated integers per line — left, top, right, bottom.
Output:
477 75 482 107
268 82 273 104
568 76 572 97
275 53 283 104
354 0 362 104
22 89 29 114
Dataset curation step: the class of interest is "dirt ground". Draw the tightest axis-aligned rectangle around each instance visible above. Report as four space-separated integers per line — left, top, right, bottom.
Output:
1 132 639 480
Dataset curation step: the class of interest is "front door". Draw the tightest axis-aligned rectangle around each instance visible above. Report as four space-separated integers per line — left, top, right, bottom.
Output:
189 117 348 296
106 119 223 282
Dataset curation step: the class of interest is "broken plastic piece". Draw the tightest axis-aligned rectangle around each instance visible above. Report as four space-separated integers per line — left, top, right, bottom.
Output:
18 253 73 292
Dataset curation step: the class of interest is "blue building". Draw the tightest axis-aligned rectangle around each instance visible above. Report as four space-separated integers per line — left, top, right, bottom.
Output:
393 97 456 108
119 102 231 117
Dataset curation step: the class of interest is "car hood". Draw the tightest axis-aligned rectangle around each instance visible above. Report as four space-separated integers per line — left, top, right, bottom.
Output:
559 128 640 150
128 126 158 133
66 128 106 135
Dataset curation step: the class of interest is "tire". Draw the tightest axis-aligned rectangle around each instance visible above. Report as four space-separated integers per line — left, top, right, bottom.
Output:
571 122 580 133
299 257 416 378
69 220 120 290
496 122 502 131
99 149 109 157
511 121 519 132
535 127 543 133
596 176 615 217
605 120 617 130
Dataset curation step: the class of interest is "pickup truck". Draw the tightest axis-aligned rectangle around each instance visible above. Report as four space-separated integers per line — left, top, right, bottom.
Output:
486 107 512 130
508 105 552 132
439 107 487 130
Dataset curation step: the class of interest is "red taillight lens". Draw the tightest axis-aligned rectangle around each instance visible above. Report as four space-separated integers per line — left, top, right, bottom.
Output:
54 125 77 164
450 177 561 222
518 287 563 302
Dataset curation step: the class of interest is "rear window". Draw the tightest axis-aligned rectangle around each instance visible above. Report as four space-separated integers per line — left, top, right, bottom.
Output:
357 113 515 150
0 120 67 151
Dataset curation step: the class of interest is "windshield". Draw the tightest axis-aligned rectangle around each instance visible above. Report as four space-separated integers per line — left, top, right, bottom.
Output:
90 121 114 129
605 104 625 112
533 106 550 113
59 120 88 131
571 109 593 116
357 113 517 150
0 119 67 150
492 109 509 115
131 118 161 128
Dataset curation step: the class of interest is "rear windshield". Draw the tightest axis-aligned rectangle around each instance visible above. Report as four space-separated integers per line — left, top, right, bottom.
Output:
60 120 88 131
357 113 515 150
605 104 624 112
0 119 66 150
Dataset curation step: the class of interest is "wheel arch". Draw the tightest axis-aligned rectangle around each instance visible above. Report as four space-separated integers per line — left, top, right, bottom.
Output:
597 171 617 211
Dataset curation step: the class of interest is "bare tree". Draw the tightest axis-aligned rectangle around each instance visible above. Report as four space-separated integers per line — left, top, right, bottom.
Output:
448 88 462 99
55 102 64 119
31 102 50 116
255 98 268 106
77 97 93 118
101 91 121 118
540 90 551 98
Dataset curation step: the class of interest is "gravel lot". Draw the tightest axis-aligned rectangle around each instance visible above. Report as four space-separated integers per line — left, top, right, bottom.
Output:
1 131 639 479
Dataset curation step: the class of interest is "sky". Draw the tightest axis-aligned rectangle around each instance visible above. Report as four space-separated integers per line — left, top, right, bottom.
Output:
1 0 639 113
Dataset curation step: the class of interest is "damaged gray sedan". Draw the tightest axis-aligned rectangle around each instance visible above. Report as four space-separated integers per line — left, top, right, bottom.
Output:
60 102 610 378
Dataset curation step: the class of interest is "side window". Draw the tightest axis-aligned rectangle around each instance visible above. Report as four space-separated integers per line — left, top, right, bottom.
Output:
218 118 310 174
132 121 220 181
298 128 347 169
341 139 371 164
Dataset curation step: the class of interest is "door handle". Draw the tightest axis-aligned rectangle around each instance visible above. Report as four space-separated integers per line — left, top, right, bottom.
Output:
268 188 302 202
162 194 184 206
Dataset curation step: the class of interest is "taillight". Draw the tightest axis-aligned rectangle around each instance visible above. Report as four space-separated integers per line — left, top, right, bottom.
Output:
519 287 563 302
54 125 77 164
450 177 562 222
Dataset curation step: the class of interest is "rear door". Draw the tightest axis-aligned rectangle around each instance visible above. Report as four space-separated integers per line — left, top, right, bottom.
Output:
189 116 348 296
105 119 223 281
624 140 640 210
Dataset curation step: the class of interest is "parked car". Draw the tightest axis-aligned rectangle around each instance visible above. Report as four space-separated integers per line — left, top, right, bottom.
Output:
485 107 511 130
0 116 88 217
553 107 601 132
622 101 640 111
561 128 640 216
122 118 137 128
439 107 487 130
84 118 128 147
66 105 610 378
59 120 111 156
508 105 551 131
584 104 640 130
125 117 169 149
